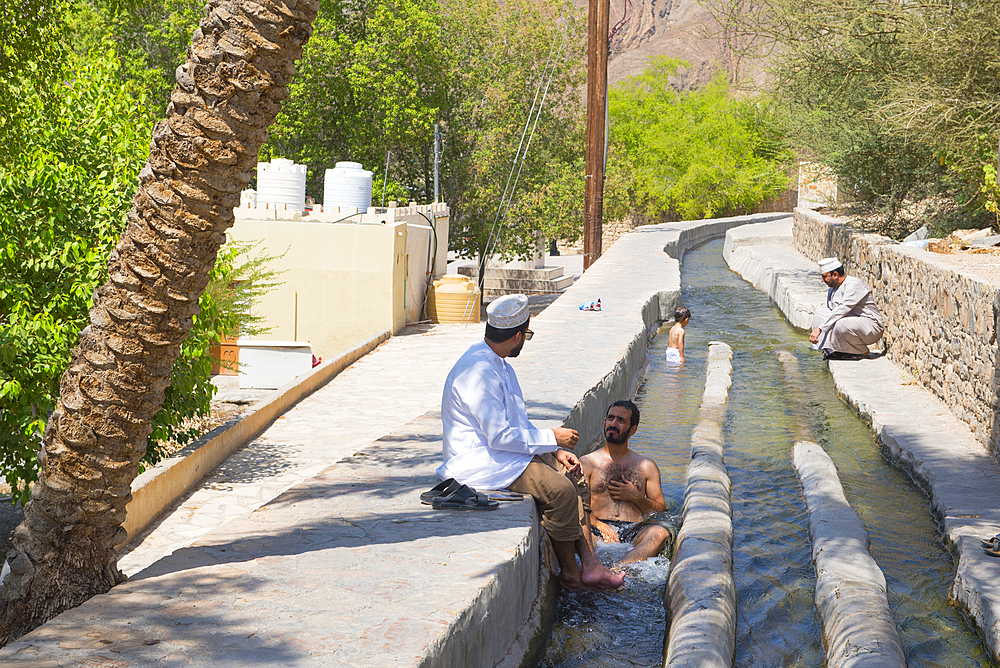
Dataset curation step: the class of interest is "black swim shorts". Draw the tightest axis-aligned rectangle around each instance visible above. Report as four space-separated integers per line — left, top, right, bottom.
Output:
591 512 677 555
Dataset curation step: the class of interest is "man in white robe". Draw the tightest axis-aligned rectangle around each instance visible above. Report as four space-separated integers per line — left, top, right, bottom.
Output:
438 294 624 590
809 257 884 359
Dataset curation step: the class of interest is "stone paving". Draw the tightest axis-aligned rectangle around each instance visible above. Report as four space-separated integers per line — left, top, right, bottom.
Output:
5 413 543 668
0 228 677 667
118 322 483 576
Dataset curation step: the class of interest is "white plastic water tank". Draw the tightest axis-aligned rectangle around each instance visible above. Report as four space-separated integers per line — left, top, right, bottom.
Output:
324 161 373 212
257 159 307 212
240 188 257 208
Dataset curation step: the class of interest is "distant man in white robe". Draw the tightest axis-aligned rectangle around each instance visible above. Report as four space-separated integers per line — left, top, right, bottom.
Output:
809 257 884 360
438 293 624 591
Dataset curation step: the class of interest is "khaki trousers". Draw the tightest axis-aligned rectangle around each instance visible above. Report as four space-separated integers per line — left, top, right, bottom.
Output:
508 452 590 543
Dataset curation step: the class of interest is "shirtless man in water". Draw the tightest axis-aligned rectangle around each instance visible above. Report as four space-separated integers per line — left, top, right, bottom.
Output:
581 400 673 563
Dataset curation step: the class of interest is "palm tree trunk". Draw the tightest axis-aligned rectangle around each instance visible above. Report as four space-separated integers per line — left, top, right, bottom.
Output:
0 0 318 644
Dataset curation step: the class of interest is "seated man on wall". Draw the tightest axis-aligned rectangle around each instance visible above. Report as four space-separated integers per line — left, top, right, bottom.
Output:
582 400 674 564
808 257 884 360
438 293 624 591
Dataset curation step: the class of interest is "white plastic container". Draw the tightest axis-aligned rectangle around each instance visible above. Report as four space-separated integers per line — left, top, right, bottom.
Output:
240 188 257 208
237 339 313 389
257 159 307 212
324 161 373 212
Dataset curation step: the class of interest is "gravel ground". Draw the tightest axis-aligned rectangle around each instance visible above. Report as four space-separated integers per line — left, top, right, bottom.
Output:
917 246 1000 286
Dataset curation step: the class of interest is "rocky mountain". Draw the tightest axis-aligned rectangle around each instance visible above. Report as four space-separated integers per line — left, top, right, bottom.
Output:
574 0 742 88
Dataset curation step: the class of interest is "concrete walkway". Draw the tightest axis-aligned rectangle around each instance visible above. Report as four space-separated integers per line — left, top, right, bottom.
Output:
0 212 789 667
725 218 1000 662
119 323 484 577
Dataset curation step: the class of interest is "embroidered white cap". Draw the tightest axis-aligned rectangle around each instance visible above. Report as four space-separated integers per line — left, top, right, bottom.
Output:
487 294 529 328
818 257 843 273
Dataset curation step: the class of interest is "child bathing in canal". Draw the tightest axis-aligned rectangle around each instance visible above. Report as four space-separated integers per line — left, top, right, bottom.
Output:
665 306 689 365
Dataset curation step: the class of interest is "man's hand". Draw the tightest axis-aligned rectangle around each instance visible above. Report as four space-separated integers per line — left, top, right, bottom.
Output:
608 476 643 504
809 327 821 344
553 427 579 449
593 519 620 544
554 448 582 475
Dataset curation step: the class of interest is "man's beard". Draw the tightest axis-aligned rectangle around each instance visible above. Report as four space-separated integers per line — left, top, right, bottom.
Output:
508 340 525 357
605 427 628 445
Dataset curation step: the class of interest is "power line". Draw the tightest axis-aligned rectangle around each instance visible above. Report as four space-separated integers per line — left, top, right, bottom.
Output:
463 25 569 324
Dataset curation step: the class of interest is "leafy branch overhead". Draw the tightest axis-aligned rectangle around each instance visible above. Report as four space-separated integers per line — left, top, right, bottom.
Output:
705 0 1000 235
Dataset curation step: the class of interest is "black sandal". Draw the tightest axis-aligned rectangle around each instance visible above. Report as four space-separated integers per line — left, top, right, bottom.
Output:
420 478 461 504
432 484 499 511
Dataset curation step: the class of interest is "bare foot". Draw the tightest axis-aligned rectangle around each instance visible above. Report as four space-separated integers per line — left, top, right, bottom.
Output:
558 573 589 591
581 566 625 590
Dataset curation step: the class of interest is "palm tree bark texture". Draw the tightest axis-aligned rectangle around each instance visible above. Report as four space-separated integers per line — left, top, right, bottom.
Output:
0 0 318 644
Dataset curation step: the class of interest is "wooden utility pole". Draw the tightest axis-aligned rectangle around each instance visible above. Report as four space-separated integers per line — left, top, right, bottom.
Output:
583 0 610 271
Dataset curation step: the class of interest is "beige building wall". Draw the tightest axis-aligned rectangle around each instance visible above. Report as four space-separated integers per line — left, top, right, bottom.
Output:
228 202 449 359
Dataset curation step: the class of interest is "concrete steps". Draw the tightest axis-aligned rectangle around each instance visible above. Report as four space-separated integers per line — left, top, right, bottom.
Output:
456 265 575 296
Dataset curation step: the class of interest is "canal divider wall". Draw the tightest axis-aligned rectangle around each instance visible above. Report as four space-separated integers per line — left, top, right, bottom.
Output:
722 218 819 330
664 341 737 668
520 212 789 456
725 216 1000 663
792 441 907 668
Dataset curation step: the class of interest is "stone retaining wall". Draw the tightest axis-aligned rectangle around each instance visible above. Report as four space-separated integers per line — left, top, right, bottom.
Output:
793 208 1000 453
559 216 640 255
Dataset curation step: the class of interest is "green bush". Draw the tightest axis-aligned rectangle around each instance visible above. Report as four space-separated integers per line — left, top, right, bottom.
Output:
608 58 792 221
146 241 283 465
705 0 1000 235
0 45 273 502
0 47 145 502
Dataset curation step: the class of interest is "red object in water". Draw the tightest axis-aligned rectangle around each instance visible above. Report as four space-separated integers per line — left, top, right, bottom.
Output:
312 355 322 367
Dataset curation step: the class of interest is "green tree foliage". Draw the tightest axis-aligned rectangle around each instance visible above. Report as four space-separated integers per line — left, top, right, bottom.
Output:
265 0 448 201
0 42 278 501
64 0 587 263
0 0 67 157
440 0 585 262
63 0 205 120
266 0 585 262
0 47 147 502
706 0 1000 234
607 57 791 220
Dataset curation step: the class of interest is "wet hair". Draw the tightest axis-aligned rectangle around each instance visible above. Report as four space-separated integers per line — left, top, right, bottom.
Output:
485 318 530 344
673 306 691 323
607 399 640 429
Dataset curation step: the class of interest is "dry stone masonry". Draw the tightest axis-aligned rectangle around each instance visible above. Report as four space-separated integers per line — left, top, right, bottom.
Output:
793 209 1000 454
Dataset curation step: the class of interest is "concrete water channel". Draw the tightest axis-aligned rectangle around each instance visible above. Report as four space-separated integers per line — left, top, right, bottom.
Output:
4 212 1000 667
542 237 992 667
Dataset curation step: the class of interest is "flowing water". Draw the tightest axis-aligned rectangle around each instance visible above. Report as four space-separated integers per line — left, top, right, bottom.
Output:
540 238 994 668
